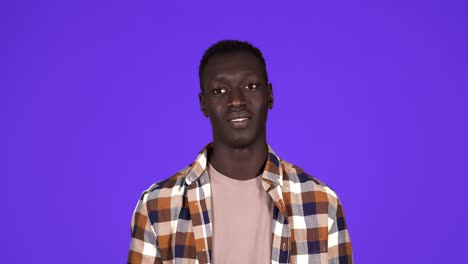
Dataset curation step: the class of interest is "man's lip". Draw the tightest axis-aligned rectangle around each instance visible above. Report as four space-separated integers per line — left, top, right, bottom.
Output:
227 117 252 123
226 116 251 129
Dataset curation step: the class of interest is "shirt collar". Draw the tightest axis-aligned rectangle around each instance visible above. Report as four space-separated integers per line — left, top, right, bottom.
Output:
184 143 283 187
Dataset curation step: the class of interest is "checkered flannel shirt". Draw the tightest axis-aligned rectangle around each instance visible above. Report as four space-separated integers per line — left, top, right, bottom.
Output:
128 144 353 263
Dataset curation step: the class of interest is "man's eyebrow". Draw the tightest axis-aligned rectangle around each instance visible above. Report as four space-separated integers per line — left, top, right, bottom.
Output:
209 71 260 82
208 76 229 82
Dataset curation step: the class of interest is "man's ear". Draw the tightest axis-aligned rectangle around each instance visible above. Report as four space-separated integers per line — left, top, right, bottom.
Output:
267 83 274 109
199 92 208 117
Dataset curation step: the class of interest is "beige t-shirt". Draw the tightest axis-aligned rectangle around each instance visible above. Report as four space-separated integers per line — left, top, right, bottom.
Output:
208 163 273 264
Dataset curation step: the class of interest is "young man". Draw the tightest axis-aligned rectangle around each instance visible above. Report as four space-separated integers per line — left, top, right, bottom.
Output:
128 40 353 264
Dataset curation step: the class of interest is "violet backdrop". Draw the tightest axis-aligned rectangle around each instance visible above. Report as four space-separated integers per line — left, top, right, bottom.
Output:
3 0 467 263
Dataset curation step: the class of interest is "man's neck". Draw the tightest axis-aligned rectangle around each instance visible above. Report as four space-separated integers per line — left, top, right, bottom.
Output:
209 141 268 181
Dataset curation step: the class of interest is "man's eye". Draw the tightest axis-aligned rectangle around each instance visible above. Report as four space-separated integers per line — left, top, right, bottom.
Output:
213 88 227 95
244 83 258 90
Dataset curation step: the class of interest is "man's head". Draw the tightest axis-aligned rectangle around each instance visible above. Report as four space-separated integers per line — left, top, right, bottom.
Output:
199 40 274 149
199 40 268 92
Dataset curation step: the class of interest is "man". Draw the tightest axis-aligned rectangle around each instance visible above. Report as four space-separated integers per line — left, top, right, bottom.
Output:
128 40 352 263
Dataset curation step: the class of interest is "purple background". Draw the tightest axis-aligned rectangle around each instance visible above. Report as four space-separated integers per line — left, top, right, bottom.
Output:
3 0 467 263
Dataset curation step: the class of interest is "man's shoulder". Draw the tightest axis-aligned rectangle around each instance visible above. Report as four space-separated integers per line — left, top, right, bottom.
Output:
139 165 192 201
280 159 339 200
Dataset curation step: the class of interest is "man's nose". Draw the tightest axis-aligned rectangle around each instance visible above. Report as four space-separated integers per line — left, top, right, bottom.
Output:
228 88 246 108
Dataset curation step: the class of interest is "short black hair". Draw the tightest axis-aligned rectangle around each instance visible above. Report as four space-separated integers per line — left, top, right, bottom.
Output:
199 40 268 92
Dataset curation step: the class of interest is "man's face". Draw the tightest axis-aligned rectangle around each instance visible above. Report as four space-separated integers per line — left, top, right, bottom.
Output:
199 51 273 148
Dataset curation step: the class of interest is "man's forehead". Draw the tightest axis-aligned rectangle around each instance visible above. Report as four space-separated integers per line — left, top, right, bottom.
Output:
207 71 261 83
203 52 264 76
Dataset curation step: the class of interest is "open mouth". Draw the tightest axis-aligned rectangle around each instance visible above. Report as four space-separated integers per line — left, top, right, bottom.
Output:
229 117 250 123
227 117 252 128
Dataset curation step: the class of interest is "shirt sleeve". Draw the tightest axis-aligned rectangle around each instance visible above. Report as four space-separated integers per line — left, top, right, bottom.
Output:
328 196 353 263
127 192 161 264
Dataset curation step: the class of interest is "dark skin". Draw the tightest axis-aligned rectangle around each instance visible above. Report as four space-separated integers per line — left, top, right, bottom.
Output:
199 51 274 180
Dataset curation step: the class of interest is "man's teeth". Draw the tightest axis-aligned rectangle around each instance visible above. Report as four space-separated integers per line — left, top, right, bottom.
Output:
231 118 248 122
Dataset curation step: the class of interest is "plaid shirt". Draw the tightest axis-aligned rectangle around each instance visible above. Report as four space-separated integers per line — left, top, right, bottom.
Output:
128 144 353 263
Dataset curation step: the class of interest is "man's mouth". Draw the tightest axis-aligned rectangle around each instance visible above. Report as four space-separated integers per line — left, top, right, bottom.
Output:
227 117 251 128
229 117 250 123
